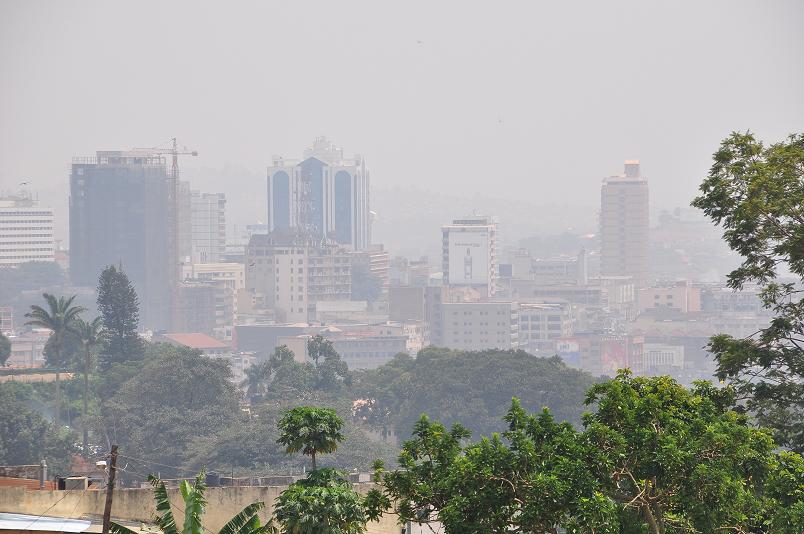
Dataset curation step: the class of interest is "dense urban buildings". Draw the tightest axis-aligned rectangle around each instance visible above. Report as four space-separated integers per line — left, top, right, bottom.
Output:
0 192 55 267
267 137 371 250
600 160 649 287
69 150 176 330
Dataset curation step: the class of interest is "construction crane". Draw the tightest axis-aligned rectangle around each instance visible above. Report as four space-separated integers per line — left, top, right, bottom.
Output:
134 137 198 179
133 138 198 330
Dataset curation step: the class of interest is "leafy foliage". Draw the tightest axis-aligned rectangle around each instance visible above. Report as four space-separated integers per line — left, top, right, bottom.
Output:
691 131 804 452
96 265 144 372
273 468 367 534
368 373 803 533
307 336 351 392
102 344 243 475
354 348 596 439
367 401 616 533
0 382 76 474
277 407 344 470
584 371 782 533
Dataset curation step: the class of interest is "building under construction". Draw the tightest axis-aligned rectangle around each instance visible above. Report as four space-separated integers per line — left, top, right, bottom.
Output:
70 150 177 331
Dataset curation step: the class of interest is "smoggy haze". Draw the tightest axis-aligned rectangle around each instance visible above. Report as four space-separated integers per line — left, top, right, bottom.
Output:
1 0 802 250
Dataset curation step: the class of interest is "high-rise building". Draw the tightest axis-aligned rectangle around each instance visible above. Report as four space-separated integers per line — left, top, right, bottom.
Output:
600 161 649 287
0 192 55 267
191 191 226 263
70 151 175 330
267 136 370 250
441 215 499 297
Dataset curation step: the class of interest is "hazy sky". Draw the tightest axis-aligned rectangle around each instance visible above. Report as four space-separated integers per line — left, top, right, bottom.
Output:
1 1 802 228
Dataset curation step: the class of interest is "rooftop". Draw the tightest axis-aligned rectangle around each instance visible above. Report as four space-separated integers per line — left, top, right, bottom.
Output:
160 333 228 350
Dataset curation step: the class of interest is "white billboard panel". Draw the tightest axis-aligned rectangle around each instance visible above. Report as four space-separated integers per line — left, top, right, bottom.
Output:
448 230 489 285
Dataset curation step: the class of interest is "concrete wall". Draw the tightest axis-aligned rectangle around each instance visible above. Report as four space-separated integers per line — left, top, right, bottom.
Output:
0 484 401 534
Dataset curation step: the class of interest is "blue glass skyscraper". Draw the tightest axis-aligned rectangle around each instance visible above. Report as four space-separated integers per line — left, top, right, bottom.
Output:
267 137 370 250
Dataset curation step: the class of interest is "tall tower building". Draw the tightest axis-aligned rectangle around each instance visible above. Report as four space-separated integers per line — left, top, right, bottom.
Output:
0 192 55 267
600 160 649 287
441 215 499 298
70 151 176 330
267 137 370 250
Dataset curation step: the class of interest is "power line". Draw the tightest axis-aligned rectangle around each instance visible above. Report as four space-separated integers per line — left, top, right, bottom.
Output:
20 486 84 530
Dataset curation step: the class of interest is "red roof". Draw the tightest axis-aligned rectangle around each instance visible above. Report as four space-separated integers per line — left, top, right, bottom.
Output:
161 333 228 350
0 476 56 490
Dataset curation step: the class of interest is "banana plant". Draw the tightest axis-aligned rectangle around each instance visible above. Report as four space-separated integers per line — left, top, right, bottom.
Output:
110 471 273 534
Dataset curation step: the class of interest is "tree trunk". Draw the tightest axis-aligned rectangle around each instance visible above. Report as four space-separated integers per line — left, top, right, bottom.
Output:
83 347 90 455
54 346 61 428
311 451 317 471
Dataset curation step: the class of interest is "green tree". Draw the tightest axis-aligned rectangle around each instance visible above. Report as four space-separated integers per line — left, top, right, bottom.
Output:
74 316 102 455
0 331 10 366
242 346 316 403
111 471 271 534
691 131 804 452
277 407 344 470
366 400 616 533
355 347 595 439
97 265 144 372
103 344 242 474
273 468 367 534
0 382 76 474
25 293 84 427
583 371 783 533
307 336 351 392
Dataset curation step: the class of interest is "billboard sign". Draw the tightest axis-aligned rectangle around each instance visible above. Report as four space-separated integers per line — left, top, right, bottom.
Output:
448 230 489 285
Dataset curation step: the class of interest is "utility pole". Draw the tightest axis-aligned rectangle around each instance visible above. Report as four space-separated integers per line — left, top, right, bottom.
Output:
102 445 118 534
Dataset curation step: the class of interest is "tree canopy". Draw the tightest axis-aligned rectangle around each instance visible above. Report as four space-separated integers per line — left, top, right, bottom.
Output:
367 372 804 533
354 348 597 439
102 344 242 474
277 406 345 471
0 382 76 474
691 131 804 452
273 468 367 534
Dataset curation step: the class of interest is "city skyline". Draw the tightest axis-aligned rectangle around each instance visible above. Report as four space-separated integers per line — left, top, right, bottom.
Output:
1 1 802 242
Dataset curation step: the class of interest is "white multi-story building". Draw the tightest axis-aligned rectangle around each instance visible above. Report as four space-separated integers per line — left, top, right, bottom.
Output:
267 137 371 250
441 215 499 297
600 161 649 287
435 301 519 350
0 193 55 267
245 233 352 323
519 301 573 354
191 191 226 263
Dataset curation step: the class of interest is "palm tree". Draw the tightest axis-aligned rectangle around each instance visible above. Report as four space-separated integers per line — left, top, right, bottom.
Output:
277 407 344 471
74 316 102 455
25 293 84 427
110 471 271 534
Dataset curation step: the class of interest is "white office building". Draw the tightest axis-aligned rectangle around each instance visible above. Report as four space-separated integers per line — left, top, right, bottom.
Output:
0 193 55 267
441 215 499 297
